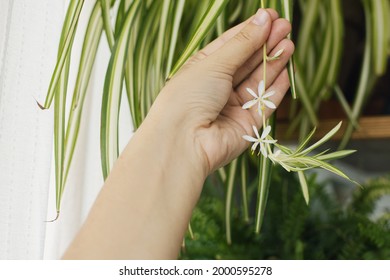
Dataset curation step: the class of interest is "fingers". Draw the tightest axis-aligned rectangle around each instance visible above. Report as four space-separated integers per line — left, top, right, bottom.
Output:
236 38 294 115
193 9 279 61
233 18 292 87
248 68 291 129
204 9 273 75
262 69 290 119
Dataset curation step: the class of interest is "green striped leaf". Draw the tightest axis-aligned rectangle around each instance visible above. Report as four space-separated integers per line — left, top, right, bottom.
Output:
316 150 356 161
63 2 104 190
100 0 115 49
326 0 344 87
51 0 82 219
281 0 297 99
372 0 389 75
41 0 84 109
168 0 229 78
101 1 142 179
299 121 342 155
297 171 309 205
340 0 374 149
225 159 238 244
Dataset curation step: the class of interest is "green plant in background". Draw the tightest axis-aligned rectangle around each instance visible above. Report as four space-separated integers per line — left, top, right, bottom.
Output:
181 170 390 260
40 0 389 245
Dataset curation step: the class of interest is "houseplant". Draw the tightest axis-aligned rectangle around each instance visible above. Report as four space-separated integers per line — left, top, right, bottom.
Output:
40 0 389 244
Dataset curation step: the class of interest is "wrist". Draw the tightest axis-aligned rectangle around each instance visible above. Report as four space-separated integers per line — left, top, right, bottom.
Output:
143 95 210 176
127 111 208 202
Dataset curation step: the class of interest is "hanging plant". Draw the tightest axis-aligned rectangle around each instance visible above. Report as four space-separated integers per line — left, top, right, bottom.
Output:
39 0 389 244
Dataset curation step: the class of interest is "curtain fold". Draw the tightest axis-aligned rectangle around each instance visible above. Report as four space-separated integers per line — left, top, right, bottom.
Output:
0 0 64 259
0 0 134 259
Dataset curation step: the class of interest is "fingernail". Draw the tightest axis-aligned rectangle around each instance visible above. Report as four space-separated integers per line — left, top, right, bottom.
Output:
252 9 269 26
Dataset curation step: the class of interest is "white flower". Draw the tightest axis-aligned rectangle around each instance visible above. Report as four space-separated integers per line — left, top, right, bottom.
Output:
242 125 277 157
242 80 276 116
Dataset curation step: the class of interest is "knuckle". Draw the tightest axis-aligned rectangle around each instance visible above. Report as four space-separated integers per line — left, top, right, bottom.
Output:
233 30 257 54
196 50 208 60
235 30 252 43
186 50 208 66
280 38 295 54
274 18 292 35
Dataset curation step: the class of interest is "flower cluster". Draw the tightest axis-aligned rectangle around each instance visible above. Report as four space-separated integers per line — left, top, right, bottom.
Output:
239 48 356 201
241 48 283 158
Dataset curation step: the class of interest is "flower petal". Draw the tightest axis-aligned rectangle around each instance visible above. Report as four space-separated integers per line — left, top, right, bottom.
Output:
252 125 260 139
246 88 258 98
264 100 276 109
258 80 265 95
261 125 272 139
242 99 258 109
260 143 268 157
274 48 284 57
271 49 284 59
242 135 257 142
252 142 259 151
263 90 275 98
257 103 263 116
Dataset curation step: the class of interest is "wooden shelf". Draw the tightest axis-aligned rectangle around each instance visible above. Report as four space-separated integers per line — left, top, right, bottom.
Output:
277 116 390 141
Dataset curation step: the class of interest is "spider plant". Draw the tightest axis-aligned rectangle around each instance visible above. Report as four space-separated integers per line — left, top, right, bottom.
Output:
41 0 389 245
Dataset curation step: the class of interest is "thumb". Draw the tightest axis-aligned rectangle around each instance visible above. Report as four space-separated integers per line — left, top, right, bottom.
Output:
206 9 272 75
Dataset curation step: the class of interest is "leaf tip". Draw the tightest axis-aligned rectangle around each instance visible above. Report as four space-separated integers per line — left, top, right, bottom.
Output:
33 97 48 110
45 211 60 223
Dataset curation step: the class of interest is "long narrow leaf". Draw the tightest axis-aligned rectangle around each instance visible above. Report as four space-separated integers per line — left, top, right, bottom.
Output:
255 115 275 234
165 0 186 77
124 2 143 129
255 151 272 233
295 71 318 126
101 1 142 178
53 58 70 220
372 0 389 75
316 150 356 161
63 2 104 188
326 0 344 87
155 0 171 92
299 121 342 155
281 0 297 99
333 85 359 128
168 0 229 78
133 2 160 126
310 10 332 97
100 0 115 49
296 0 319 65
51 0 81 219
225 159 237 244
339 0 374 149
297 171 309 205
295 126 316 153
41 0 84 109
240 156 249 223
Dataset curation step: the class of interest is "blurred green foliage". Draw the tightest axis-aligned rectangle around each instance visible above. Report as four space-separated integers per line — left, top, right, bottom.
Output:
181 169 390 259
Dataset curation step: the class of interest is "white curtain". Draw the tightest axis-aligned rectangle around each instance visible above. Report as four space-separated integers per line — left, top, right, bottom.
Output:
0 0 133 259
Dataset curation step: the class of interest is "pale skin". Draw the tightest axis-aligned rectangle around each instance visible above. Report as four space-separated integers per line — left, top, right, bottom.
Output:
62 8 294 259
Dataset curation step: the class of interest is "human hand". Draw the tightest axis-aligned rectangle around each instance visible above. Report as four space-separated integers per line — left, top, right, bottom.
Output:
64 9 295 259
144 8 294 178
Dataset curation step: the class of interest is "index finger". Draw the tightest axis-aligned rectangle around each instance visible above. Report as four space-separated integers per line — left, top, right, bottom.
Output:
192 9 279 61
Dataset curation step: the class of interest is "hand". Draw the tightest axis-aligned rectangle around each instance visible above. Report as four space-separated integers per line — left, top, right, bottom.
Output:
63 8 295 259
146 8 294 175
